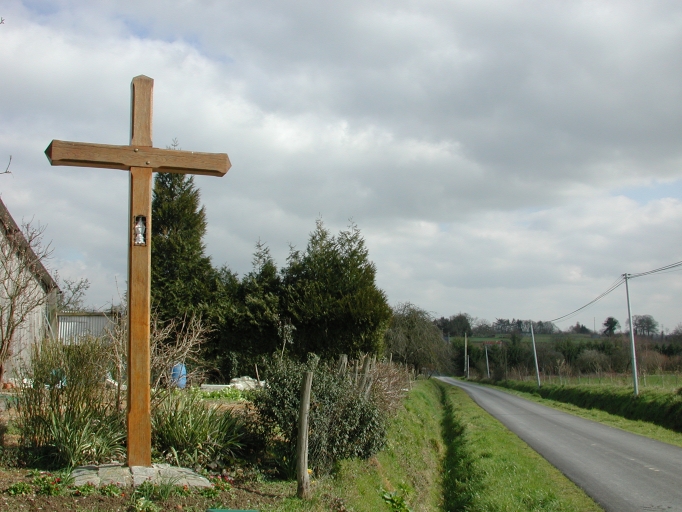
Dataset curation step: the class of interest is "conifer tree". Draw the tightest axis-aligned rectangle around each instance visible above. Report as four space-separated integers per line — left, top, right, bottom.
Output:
282 220 391 357
151 171 216 323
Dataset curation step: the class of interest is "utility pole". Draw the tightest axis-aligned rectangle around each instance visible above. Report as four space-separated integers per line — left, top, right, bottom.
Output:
485 344 490 379
530 323 541 388
624 273 639 396
464 333 468 379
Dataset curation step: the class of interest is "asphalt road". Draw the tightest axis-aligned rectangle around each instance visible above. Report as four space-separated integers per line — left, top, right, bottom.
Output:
437 377 682 512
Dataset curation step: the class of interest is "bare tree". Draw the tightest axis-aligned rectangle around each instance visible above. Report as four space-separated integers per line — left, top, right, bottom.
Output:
0 205 57 383
55 276 90 311
385 302 452 375
106 309 210 410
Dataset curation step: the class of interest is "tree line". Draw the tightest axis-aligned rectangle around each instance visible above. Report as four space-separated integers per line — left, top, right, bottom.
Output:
150 173 394 379
147 169 681 381
434 315 558 338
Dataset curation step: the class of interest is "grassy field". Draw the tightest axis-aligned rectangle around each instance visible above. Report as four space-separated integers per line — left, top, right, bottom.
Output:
535 372 682 391
469 333 594 344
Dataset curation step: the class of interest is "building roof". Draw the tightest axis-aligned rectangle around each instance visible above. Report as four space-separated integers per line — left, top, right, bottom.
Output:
0 196 59 294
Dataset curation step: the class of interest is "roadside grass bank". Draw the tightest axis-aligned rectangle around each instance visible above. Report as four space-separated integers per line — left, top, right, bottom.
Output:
272 379 600 511
436 380 602 512
490 380 682 432
318 379 445 512
479 381 682 448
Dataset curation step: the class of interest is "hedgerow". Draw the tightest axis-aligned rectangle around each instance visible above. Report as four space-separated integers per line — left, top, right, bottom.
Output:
495 380 682 432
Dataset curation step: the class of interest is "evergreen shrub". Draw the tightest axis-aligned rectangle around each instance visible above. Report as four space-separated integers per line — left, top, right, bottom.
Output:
253 355 386 477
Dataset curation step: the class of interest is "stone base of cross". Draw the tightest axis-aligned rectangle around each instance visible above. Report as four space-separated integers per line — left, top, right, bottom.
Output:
46 76 230 466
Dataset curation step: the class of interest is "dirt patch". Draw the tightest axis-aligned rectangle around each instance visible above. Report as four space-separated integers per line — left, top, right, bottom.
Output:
0 467 297 512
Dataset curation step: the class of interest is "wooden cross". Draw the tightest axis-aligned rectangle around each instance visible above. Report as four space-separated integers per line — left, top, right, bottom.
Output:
45 75 230 467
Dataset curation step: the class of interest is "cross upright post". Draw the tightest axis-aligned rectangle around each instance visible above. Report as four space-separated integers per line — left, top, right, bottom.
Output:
45 75 231 467
127 76 154 466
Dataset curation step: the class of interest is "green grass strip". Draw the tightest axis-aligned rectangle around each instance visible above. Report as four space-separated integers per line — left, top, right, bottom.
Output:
267 380 601 511
437 381 602 512
483 383 682 448
332 380 444 511
493 380 682 432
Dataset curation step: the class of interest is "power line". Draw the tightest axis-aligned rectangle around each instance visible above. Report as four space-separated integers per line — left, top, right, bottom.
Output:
628 259 682 279
549 276 624 323
549 258 682 324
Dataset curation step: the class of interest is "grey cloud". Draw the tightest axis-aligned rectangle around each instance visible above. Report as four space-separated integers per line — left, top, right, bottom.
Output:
2 0 682 327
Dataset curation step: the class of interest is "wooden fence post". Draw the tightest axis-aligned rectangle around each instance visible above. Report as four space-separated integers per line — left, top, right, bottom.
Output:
358 355 372 392
337 354 348 375
297 371 313 499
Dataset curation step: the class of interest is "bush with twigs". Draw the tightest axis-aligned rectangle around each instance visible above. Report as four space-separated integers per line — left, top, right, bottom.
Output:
253 354 403 477
16 336 125 468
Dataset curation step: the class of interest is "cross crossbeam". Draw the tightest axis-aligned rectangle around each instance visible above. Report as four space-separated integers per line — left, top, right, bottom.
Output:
45 140 229 176
45 75 230 467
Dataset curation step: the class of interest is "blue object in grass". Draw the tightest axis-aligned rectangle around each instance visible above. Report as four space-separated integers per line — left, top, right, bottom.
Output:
171 363 187 389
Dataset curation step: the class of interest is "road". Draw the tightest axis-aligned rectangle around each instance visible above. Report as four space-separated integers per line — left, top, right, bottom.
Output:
437 377 682 512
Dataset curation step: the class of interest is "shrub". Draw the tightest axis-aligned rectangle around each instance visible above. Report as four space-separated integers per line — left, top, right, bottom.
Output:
16 337 125 467
152 390 245 469
253 355 387 477
576 350 610 374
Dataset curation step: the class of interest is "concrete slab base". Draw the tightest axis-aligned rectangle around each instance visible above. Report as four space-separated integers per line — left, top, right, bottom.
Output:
71 463 212 488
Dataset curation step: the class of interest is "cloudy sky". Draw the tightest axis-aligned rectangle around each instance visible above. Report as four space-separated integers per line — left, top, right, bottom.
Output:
2 0 682 332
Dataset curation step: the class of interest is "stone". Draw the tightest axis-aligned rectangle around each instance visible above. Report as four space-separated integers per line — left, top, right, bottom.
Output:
200 384 232 392
229 376 262 391
70 463 210 489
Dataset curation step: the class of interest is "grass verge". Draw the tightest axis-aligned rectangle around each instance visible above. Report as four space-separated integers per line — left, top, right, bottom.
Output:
0 380 602 511
267 379 601 511
436 381 601 512
492 380 682 432
483 382 682 448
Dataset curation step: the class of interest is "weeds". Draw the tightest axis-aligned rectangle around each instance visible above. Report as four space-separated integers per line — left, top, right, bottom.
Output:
156 476 180 500
210 474 233 491
33 474 67 495
199 486 220 498
99 483 124 496
133 496 161 512
201 387 245 401
5 482 31 496
73 483 97 496
135 480 156 501
381 486 412 512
